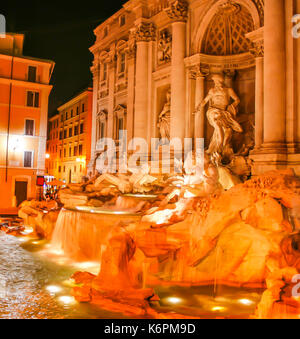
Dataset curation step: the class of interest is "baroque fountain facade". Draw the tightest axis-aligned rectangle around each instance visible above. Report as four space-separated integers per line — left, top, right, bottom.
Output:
16 0 300 319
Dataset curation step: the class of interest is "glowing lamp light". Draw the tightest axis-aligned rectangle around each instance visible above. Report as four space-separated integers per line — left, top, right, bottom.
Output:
166 297 182 305
238 299 254 306
58 296 76 306
46 285 62 294
212 306 226 312
45 154 50 159
9 136 24 152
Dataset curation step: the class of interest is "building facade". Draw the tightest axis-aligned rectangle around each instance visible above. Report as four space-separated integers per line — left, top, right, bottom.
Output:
89 0 300 176
0 33 54 211
46 88 93 184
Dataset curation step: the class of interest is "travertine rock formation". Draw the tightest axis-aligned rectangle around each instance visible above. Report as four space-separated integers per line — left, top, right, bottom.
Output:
71 169 300 318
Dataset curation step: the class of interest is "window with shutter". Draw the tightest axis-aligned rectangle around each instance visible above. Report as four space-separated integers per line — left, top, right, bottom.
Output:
25 119 34 136
24 151 33 168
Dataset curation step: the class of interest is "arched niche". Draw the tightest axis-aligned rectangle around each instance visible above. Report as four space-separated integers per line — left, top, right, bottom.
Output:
190 0 259 154
192 0 261 55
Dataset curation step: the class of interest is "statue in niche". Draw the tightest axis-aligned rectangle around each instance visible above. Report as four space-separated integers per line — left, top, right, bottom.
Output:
158 30 172 64
197 73 243 164
158 88 171 143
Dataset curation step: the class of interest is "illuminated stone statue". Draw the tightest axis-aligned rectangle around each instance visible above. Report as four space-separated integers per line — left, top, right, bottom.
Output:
158 88 171 142
198 74 243 163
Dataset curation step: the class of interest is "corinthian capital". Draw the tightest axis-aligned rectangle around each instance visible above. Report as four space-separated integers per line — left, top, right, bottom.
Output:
165 0 188 22
134 22 156 42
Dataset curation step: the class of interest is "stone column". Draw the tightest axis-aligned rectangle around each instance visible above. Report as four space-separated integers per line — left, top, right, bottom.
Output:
133 21 156 140
107 49 116 140
251 41 264 150
263 0 286 151
88 59 100 174
125 37 136 142
190 66 206 140
166 0 188 140
296 0 300 147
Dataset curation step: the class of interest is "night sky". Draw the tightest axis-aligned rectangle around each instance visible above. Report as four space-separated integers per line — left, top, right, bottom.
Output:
1 0 125 116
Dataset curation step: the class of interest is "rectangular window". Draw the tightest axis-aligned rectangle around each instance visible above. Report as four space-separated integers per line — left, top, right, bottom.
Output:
59 149 62 158
58 166 61 173
28 66 37 82
80 123 84 134
24 151 33 168
74 125 79 136
25 119 34 136
64 129 67 139
69 128 73 138
82 104 85 113
120 15 126 27
69 147 72 157
103 27 108 38
119 53 126 74
64 149 66 158
74 146 78 156
79 145 83 156
27 91 39 108
102 63 108 81
76 107 79 115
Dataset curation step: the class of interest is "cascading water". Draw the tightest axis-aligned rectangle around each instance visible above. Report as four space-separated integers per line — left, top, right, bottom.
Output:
51 198 143 262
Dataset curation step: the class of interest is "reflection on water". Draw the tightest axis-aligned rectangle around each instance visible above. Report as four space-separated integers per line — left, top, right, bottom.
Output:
0 232 128 319
152 285 263 319
0 231 263 319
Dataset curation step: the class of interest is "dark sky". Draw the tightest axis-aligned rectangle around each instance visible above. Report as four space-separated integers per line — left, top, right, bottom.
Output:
1 0 125 116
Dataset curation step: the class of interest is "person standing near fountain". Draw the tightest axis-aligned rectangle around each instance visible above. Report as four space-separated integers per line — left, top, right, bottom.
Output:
196 74 243 164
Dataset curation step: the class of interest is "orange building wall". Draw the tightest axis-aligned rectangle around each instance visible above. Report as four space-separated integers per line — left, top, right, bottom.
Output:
0 34 54 212
46 88 93 184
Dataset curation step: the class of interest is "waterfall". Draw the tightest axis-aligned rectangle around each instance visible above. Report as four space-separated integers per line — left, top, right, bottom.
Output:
51 208 141 262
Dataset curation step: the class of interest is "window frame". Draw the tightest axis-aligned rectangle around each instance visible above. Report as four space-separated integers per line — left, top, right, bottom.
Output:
23 150 34 168
24 119 35 136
